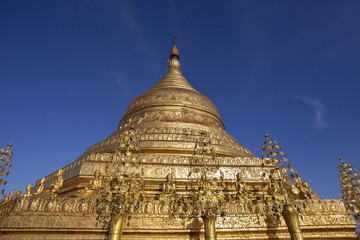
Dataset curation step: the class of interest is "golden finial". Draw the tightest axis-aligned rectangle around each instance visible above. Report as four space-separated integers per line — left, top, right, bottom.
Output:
170 35 180 60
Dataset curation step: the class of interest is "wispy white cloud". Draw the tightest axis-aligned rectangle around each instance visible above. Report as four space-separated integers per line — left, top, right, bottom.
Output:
288 94 328 135
118 0 138 30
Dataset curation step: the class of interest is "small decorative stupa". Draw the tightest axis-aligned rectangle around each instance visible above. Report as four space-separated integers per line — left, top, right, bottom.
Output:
0 38 357 240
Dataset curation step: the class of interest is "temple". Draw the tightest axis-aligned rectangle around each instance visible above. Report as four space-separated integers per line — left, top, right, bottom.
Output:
0 39 357 240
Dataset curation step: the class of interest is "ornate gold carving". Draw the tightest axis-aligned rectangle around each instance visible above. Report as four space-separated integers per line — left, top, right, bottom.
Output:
3 192 14 203
123 93 220 123
262 133 319 202
23 184 32 197
0 196 349 218
202 215 217 240
49 169 64 198
1 41 357 240
261 133 323 240
282 204 304 240
96 127 146 239
235 172 254 200
267 170 288 204
77 124 255 161
0 142 13 200
109 213 126 240
339 156 360 220
121 109 224 130
82 170 102 194
159 173 177 201
34 177 46 195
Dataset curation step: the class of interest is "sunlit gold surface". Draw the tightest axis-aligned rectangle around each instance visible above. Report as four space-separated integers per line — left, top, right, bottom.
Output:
49 169 64 198
159 173 176 201
202 216 217 240
282 205 304 240
0 143 13 200
23 184 32 197
339 156 360 221
0 39 357 240
109 213 126 240
73 36 254 160
82 170 102 194
262 134 308 239
262 133 319 203
34 177 45 195
0 197 356 239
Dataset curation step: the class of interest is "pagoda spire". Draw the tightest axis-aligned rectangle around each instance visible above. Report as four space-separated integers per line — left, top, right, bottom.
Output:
170 35 180 59
168 35 181 70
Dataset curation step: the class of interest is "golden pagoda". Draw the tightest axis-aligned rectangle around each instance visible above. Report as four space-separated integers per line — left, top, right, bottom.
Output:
0 38 357 240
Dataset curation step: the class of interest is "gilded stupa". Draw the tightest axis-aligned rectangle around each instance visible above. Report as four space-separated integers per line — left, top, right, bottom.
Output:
0 39 357 240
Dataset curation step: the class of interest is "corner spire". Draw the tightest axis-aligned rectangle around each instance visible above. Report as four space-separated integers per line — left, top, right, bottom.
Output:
168 35 181 70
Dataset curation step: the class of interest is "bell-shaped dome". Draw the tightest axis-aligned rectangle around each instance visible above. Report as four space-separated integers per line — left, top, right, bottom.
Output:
81 41 254 158
120 57 225 131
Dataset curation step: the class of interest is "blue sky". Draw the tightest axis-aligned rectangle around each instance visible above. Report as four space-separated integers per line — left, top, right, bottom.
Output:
0 1 359 199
